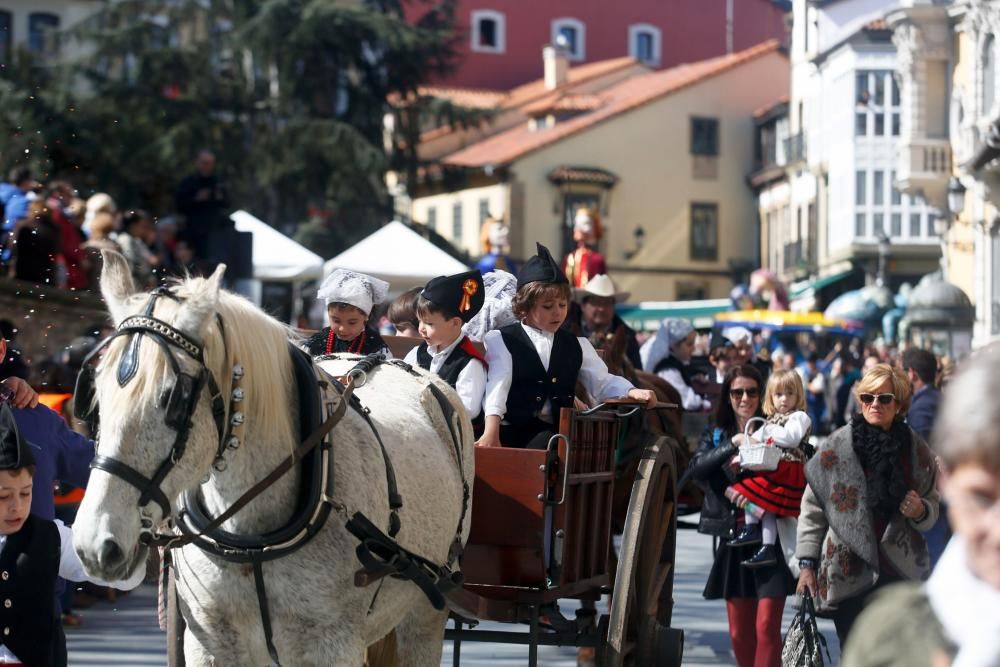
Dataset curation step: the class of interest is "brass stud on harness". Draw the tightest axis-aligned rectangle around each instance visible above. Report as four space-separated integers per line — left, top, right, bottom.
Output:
232 388 245 402
231 412 245 426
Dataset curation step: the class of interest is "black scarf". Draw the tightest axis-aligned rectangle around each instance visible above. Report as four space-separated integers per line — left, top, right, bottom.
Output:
851 416 909 520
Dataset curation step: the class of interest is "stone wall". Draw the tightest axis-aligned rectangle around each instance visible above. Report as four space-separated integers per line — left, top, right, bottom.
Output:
0 279 110 368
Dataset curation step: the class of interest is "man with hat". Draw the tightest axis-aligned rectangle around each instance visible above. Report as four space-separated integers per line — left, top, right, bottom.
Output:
404 270 488 424
564 273 642 371
0 402 143 667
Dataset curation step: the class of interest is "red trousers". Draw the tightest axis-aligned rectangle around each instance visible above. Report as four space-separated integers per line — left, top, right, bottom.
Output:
726 596 786 667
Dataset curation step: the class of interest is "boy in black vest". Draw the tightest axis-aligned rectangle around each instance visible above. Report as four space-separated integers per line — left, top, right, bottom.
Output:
403 270 487 424
477 243 656 449
306 268 391 358
0 403 143 667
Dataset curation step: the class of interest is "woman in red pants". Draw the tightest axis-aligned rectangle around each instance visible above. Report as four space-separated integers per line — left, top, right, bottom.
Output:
686 364 795 667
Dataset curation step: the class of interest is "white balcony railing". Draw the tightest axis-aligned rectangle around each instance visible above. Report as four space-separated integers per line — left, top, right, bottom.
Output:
896 137 952 206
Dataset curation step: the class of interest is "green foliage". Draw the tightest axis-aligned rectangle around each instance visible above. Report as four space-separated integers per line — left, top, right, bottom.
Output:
0 0 464 254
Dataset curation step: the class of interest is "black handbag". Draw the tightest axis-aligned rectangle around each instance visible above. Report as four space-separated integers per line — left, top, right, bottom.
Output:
781 592 832 667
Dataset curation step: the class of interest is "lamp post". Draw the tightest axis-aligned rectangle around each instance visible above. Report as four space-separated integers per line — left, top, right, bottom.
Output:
876 231 891 288
940 176 967 278
625 225 646 260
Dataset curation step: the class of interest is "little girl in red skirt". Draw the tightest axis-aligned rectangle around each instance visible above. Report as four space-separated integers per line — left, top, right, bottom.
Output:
727 369 811 568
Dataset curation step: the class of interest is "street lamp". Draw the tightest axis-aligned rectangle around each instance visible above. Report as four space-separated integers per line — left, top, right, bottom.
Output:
625 225 646 260
876 231 891 287
947 176 967 217
939 176 967 278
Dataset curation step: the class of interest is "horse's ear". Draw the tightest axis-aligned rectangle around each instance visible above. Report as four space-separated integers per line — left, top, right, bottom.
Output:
173 264 226 336
100 249 137 324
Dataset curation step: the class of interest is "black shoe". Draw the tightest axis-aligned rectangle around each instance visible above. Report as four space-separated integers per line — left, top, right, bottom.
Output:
727 524 762 548
741 544 778 569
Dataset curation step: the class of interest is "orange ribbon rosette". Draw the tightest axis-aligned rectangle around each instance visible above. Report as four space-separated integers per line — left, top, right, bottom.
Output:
459 278 478 313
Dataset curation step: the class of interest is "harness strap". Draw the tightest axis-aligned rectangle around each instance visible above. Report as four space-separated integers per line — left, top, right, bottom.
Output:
252 556 282 666
345 512 462 612
91 455 172 519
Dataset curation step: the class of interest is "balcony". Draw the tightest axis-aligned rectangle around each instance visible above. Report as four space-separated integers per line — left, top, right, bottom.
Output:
896 138 952 208
783 132 807 164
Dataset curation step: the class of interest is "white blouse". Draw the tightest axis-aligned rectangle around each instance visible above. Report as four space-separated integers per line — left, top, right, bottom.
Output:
403 336 486 419
482 323 634 421
752 411 811 449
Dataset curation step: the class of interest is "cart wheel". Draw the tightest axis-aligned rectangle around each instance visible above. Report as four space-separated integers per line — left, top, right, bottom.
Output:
601 436 682 667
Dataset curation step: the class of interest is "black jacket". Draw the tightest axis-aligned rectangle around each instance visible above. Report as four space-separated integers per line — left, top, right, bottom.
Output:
499 323 582 425
686 427 741 539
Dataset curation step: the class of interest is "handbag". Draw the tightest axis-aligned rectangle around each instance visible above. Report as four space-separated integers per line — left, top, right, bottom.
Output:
781 592 832 667
738 416 781 472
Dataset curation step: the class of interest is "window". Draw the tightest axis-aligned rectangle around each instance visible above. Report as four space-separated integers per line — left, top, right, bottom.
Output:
28 13 60 57
452 201 463 241
690 203 719 261
0 11 10 66
985 34 996 114
856 112 868 136
873 213 884 236
891 213 902 236
856 213 867 237
855 70 900 138
478 198 490 225
628 24 661 65
874 171 884 205
426 206 437 231
891 172 901 205
552 18 586 61
910 213 922 237
691 117 719 156
856 170 867 206
470 10 505 54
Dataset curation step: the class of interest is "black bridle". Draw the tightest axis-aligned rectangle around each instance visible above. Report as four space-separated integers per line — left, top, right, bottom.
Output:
75 287 230 521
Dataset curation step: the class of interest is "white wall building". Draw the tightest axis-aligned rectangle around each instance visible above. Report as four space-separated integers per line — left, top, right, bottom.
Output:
0 1 100 63
787 0 942 298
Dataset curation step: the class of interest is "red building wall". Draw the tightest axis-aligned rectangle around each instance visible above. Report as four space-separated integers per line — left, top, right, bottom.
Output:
408 0 788 90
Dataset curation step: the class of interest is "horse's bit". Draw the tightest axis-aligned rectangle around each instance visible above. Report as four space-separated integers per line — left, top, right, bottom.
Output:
75 287 238 522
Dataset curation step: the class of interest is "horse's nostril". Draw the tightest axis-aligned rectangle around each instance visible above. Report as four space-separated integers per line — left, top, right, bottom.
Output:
99 539 123 567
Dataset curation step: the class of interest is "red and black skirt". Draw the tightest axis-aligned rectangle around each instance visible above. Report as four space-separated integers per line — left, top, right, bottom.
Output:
729 460 806 517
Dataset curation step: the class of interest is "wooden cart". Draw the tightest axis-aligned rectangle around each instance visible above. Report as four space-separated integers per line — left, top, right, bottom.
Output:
444 401 684 666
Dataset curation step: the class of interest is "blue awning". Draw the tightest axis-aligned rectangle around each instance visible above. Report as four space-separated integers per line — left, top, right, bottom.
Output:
616 299 731 332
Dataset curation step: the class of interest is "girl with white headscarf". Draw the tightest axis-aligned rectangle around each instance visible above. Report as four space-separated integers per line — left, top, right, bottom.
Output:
640 318 711 411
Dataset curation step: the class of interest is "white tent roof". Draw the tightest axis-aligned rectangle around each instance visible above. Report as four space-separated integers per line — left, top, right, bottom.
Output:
324 221 470 290
231 210 324 282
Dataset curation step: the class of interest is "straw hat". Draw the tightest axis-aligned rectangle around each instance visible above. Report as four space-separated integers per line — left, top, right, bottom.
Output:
574 274 630 303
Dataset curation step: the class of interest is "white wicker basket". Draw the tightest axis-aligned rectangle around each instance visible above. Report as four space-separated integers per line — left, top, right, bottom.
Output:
739 417 781 472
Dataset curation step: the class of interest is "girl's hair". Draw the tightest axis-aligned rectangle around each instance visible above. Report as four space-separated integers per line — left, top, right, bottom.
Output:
387 287 421 329
327 302 368 318
714 364 764 435
854 363 912 416
511 282 572 320
762 369 806 416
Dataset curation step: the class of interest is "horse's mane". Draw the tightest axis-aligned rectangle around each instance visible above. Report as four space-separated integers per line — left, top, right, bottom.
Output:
98 276 297 449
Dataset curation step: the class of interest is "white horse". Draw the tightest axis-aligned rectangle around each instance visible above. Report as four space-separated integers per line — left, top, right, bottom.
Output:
73 251 472 666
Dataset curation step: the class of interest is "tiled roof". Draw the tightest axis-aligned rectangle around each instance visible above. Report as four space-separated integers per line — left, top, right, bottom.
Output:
417 86 507 109
443 40 784 168
753 95 789 119
523 93 604 116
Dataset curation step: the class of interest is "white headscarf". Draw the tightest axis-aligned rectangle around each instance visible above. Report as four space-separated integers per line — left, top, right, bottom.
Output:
317 269 389 315
462 270 518 342
640 318 694 372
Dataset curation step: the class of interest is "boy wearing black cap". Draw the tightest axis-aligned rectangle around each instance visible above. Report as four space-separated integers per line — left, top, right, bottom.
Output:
0 404 143 667
477 243 656 449
404 270 488 422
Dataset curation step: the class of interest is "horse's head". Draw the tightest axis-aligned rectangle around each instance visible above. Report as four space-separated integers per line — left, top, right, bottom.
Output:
74 251 231 579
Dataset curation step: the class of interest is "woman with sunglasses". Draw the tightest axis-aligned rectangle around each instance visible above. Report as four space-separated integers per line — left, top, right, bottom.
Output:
796 363 939 649
687 365 794 667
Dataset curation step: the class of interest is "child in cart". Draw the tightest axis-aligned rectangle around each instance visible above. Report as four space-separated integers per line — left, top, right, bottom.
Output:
726 369 811 568
403 270 488 425
476 243 656 449
0 403 144 667
305 268 392 358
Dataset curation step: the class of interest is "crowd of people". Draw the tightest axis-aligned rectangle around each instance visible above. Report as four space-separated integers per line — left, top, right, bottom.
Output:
0 151 230 292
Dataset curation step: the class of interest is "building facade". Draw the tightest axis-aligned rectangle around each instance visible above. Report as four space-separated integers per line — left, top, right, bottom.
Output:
784 0 942 309
404 0 788 90
407 42 789 303
0 1 100 64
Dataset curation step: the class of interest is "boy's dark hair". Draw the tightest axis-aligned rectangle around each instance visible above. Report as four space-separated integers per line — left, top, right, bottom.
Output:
902 348 938 386
7 165 31 186
10 464 36 477
122 209 150 231
714 364 765 435
416 295 460 322
387 287 421 328
511 282 572 320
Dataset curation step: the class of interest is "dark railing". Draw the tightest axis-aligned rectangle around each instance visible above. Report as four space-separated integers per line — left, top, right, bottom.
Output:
783 132 807 163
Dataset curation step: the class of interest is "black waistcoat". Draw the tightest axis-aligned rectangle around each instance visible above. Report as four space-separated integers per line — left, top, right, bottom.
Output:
0 515 61 667
654 354 695 386
305 324 388 357
500 324 582 424
415 339 477 387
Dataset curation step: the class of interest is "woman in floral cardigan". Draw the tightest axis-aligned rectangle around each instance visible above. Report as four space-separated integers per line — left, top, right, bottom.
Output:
796 363 939 648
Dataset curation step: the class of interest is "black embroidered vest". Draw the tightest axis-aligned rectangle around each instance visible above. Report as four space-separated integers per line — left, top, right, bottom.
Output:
500 324 582 424
305 324 388 357
415 338 481 387
0 515 61 667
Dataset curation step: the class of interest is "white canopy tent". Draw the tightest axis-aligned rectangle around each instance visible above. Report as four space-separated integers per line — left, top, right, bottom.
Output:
231 210 324 281
324 220 470 292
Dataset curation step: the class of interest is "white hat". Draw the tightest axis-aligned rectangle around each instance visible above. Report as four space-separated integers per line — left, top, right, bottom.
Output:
639 318 695 372
573 274 630 303
721 326 753 346
317 269 389 315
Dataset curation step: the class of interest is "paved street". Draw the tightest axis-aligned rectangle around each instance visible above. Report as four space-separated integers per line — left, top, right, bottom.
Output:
66 521 841 665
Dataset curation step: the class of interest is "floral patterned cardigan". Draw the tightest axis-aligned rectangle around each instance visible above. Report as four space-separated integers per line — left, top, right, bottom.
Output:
795 422 939 613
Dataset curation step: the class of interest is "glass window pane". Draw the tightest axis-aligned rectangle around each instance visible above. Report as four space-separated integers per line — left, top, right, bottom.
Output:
478 198 490 225
892 76 900 106
875 113 885 136
28 13 60 55
874 171 884 205
873 213 884 236
856 170 867 206
910 213 922 237
891 172 901 205
891 213 902 236
637 32 654 62
856 113 867 136
856 213 867 237
875 73 885 106
427 207 437 231
691 118 719 156
892 113 900 136
559 26 578 55
479 19 497 48
452 202 463 240
856 72 870 104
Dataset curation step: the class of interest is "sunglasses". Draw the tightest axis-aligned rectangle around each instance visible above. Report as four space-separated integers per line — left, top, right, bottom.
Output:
859 393 895 405
729 388 760 399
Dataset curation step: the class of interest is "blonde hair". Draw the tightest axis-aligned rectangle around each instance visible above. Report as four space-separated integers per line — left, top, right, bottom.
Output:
90 211 117 238
762 369 806 416
854 363 912 416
